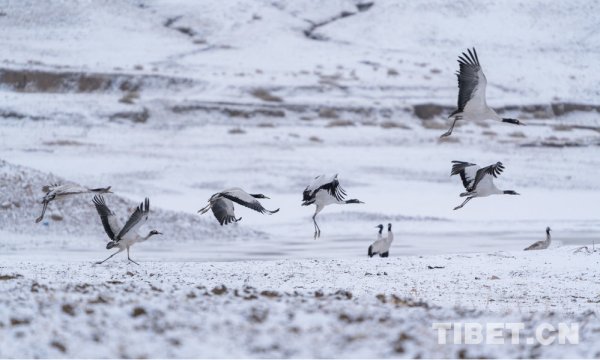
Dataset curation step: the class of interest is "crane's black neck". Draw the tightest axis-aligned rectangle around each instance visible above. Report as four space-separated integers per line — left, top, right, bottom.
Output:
502 118 520 125
345 199 362 204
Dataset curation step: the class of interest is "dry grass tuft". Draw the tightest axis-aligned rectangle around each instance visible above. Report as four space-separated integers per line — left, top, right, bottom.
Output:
508 131 527 138
249 88 283 102
326 120 355 127
319 108 338 119
228 128 246 135
380 121 410 130
119 91 139 104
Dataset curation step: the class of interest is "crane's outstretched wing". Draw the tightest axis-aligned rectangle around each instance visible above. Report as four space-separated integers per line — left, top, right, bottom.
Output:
303 175 331 201
220 189 279 215
317 175 347 202
211 198 241 225
116 198 149 240
92 195 122 241
471 162 505 191
303 174 347 202
450 48 488 117
451 161 479 191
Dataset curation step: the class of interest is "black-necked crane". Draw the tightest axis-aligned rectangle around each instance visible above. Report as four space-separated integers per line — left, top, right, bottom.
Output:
302 174 363 239
450 161 519 210
524 227 552 250
92 195 161 265
198 188 279 226
36 184 112 223
368 223 393 258
440 48 525 138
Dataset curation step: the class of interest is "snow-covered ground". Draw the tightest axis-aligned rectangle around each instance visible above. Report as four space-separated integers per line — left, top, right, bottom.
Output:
2 249 600 358
1 0 599 357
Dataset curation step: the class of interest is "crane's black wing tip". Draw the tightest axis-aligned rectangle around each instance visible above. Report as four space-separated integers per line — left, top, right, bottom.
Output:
457 47 480 67
93 194 106 205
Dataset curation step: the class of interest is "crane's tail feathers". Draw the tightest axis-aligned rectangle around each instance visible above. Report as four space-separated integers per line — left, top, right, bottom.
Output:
220 216 242 226
106 241 117 249
459 191 474 197
368 245 374 257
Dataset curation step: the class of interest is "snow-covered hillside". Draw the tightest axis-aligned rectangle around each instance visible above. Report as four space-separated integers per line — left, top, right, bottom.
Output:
1 0 599 104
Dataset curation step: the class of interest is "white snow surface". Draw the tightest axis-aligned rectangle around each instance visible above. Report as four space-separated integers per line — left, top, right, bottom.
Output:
2 249 600 358
0 0 599 104
1 0 600 358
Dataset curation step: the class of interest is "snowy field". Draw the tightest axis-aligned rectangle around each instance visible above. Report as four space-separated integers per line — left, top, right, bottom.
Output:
1 0 599 358
2 250 600 358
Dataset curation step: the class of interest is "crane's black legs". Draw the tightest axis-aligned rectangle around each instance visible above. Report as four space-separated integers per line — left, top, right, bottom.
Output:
312 213 321 239
95 247 139 265
453 196 474 210
440 115 462 138
35 201 49 223
127 247 140 266
96 248 124 264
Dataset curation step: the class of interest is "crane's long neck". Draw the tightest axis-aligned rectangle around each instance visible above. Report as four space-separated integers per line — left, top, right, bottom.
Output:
387 230 394 243
546 230 551 243
502 118 520 125
141 232 156 242
344 199 362 204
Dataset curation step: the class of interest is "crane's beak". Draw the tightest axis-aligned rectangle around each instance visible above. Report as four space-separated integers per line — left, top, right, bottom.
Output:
264 196 271 199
